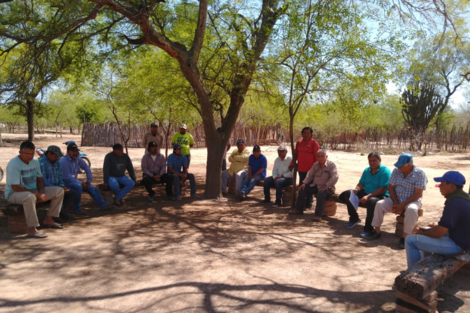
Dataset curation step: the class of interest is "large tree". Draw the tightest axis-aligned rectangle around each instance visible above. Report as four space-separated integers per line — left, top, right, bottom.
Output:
0 0 465 198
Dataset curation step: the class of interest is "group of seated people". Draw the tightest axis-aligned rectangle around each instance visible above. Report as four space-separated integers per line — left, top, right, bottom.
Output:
3 126 469 271
4 139 199 238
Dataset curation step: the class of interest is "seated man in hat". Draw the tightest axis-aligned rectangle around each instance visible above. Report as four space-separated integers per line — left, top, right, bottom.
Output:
141 141 175 201
237 145 267 200
103 143 139 206
262 145 292 207
60 142 110 215
221 139 250 196
38 145 77 221
167 144 199 200
405 171 470 267
369 153 428 249
5 141 65 238
290 149 338 221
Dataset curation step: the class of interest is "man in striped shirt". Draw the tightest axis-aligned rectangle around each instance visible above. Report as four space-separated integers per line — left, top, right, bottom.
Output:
167 144 199 200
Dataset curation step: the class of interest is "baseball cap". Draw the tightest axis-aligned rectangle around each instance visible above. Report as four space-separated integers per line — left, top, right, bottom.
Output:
148 141 158 149
46 145 64 157
151 122 159 127
434 171 466 187
173 143 182 150
394 153 413 168
180 124 187 129
253 145 261 152
236 139 245 145
277 145 287 151
67 143 80 151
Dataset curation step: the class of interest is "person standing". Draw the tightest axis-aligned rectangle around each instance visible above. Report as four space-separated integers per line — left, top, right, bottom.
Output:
103 144 138 206
171 124 195 166
289 127 320 209
142 122 164 153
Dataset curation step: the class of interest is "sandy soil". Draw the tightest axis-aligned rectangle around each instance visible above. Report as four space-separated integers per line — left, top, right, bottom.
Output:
0 133 469 313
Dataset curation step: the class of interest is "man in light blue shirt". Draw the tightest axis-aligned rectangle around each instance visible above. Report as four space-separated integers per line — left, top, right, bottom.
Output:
59 143 110 215
6 141 64 238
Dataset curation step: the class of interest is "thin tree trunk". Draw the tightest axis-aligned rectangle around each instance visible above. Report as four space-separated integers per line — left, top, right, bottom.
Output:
26 98 35 142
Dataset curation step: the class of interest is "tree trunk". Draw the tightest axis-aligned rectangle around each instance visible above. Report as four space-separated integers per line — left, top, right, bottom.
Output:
26 98 35 142
289 114 298 209
0 128 3 146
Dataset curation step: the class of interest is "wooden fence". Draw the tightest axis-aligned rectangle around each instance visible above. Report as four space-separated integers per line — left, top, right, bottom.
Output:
81 122 286 148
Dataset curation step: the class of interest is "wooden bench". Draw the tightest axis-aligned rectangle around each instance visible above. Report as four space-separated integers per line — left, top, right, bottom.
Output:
334 194 423 237
394 254 470 313
1 201 51 234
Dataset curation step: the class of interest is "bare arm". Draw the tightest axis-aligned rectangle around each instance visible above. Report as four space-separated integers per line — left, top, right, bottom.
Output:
414 225 448 238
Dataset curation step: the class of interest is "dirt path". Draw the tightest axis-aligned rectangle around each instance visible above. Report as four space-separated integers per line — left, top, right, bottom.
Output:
0 133 469 313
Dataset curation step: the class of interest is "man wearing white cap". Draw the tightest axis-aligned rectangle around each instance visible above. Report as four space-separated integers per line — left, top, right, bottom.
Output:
171 124 195 166
369 153 428 249
262 145 293 207
142 122 163 153
405 171 470 267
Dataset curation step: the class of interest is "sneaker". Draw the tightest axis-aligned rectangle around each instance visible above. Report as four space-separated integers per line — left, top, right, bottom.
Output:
360 231 372 239
236 190 245 200
272 201 281 208
365 230 381 241
191 194 201 199
398 237 405 249
148 195 155 202
261 199 270 204
113 198 121 206
222 192 227 197
345 219 361 229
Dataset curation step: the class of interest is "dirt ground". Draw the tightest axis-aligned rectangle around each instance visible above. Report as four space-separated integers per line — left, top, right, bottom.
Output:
0 133 469 313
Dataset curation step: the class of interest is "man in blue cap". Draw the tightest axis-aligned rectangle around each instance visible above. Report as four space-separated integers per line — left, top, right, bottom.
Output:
368 153 428 249
167 143 199 200
405 171 470 267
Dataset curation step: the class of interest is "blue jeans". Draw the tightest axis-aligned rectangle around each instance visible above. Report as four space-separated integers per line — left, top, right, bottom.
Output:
108 176 135 200
64 181 108 211
172 173 196 197
405 233 464 267
263 176 293 203
240 175 263 196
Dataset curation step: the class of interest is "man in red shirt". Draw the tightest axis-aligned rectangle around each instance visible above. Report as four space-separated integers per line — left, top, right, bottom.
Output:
289 127 320 208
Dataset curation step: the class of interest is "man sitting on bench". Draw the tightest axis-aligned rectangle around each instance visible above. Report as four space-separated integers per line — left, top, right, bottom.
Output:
262 145 292 207
141 141 175 201
338 152 391 234
369 153 427 249
237 145 267 200
5 141 65 238
405 171 470 267
290 149 338 220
